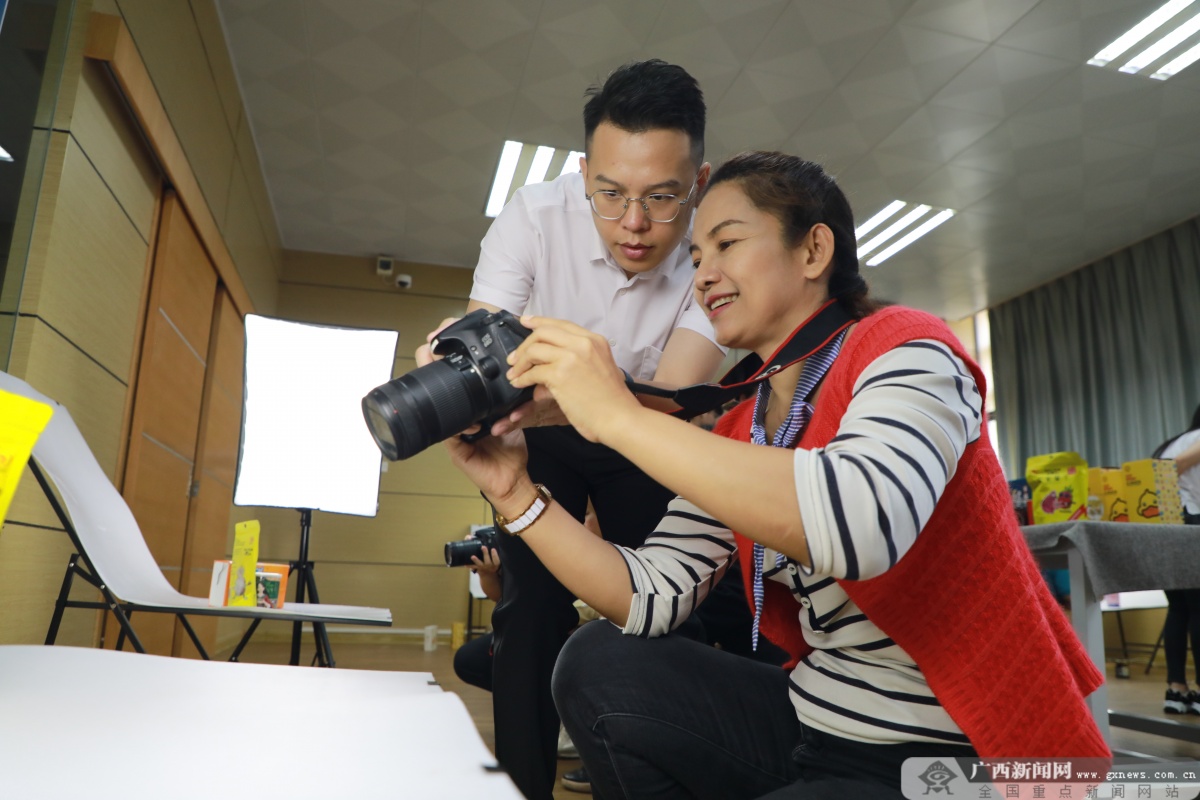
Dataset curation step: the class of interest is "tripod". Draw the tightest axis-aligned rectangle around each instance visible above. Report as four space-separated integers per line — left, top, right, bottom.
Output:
289 508 335 666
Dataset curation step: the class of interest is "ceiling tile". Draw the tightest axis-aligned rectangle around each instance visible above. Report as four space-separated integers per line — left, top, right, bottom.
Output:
903 0 1043 41
217 0 1200 319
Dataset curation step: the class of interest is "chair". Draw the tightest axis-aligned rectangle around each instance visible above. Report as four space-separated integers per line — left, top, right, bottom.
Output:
0 371 392 662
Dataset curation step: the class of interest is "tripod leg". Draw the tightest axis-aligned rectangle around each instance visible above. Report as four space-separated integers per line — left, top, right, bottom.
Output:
306 567 336 668
289 560 306 666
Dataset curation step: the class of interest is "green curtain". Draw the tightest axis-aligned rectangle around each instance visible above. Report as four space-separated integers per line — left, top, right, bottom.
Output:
990 216 1200 478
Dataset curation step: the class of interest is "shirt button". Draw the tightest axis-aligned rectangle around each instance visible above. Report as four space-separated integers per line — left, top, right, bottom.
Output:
799 597 812 608
608 338 617 347
618 287 628 295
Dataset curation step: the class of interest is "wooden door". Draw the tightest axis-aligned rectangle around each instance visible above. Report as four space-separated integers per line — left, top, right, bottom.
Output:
116 191 217 656
174 288 245 657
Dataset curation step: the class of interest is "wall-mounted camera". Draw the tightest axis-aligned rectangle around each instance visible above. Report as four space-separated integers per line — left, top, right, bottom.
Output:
394 273 413 289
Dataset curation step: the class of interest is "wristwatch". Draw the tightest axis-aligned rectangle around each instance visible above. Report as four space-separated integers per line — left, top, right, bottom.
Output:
496 484 553 536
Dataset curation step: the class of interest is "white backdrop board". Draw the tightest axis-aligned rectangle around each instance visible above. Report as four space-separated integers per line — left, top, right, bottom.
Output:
234 315 398 516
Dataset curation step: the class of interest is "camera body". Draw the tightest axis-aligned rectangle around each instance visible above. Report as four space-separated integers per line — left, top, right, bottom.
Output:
444 526 499 567
394 273 413 289
361 308 533 460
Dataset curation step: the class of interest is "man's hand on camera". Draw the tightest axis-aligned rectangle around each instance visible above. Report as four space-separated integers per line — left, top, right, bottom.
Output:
414 316 461 367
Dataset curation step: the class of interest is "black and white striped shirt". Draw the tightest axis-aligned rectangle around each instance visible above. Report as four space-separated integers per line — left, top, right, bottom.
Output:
614 339 983 744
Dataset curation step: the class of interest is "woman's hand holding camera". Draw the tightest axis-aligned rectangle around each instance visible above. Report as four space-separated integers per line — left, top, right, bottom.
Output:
505 316 644 445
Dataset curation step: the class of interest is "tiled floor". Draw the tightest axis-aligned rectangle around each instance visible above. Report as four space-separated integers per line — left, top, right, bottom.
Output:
231 636 1200 798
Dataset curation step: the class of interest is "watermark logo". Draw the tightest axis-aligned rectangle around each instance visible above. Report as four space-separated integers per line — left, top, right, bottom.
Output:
918 760 961 795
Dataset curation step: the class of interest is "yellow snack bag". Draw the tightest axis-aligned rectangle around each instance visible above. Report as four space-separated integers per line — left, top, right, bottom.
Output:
1026 452 1089 524
228 520 261 606
1087 467 1124 522
0 390 54 528
1122 459 1184 524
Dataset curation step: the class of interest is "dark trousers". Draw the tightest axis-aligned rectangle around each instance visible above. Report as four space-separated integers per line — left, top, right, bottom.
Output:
491 426 676 800
552 621 976 800
453 630 493 692
1164 511 1200 685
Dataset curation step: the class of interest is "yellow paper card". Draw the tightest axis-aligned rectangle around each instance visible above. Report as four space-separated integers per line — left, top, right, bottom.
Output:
228 520 261 606
0 390 54 529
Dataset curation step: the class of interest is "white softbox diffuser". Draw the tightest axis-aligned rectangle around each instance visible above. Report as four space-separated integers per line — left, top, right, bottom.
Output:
233 315 398 517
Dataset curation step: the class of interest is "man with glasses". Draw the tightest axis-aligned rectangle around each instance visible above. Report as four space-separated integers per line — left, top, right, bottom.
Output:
462 59 724 799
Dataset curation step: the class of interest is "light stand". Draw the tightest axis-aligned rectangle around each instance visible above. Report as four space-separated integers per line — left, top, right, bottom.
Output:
289 508 334 666
232 315 398 667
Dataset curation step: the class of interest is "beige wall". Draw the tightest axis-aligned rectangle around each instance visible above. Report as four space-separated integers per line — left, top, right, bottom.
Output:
249 250 496 635
0 0 283 646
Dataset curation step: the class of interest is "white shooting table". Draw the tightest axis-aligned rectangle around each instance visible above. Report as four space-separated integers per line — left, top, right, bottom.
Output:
0 645 521 799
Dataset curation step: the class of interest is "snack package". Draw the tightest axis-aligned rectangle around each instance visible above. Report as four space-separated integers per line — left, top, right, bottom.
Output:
1122 458 1184 524
1008 478 1033 525
1026 452 1089 524
1087 467 1124 522
228 520 261 606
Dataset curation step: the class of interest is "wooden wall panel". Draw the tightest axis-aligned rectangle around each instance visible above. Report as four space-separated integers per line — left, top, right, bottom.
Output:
7 317 129 479
188 0 244 138
307 493 492 566
71 60 159 241
112 0 235 224
379 441 481 497
24 136 149 379
0 526 97 646
282 251 475 299
234 114 282 263
223 164 280 315
278 284 468 353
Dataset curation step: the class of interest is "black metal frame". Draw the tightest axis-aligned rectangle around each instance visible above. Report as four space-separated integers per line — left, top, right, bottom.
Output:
31 460 382 664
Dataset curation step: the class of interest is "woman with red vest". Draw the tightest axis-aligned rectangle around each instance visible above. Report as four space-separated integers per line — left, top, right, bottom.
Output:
431 152 1109 798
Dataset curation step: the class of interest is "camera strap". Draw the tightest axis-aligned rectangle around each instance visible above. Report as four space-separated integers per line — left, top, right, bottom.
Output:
624 299 855 418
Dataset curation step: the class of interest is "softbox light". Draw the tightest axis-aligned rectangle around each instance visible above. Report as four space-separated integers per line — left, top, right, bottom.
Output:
233 315 399 517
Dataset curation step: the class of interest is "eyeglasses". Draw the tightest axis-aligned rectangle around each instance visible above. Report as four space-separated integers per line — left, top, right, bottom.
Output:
585 178 697 223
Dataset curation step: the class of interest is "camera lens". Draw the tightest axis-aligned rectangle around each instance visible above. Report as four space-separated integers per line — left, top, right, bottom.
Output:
444 538 484 567
362 358 490 460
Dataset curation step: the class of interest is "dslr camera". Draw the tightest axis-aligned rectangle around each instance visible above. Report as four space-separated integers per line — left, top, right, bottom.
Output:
362 309 533 460
444 526 499 568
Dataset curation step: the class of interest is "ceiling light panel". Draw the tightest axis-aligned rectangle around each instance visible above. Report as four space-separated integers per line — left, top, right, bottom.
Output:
484 141 584 217
855 201 956 267
0 144 12 162
1088 0 1200 79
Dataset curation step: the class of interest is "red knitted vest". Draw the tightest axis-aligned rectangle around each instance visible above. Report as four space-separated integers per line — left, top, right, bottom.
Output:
713 305 1108 757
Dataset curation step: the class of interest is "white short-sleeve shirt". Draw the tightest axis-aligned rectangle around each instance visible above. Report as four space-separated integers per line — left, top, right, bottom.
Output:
470 172 720 381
